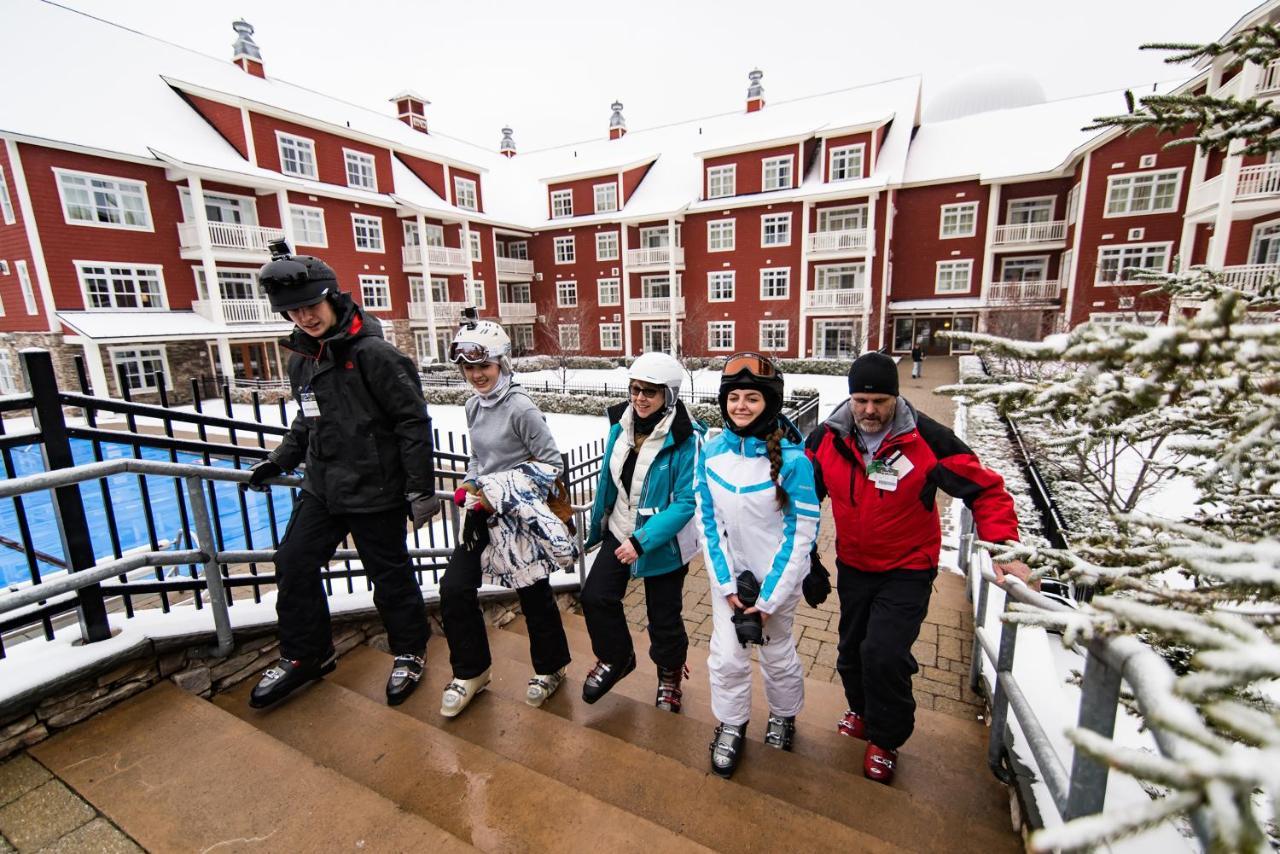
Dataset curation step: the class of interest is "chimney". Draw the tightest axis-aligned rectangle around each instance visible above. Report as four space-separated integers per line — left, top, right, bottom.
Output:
747 68 765 113
609 101 627 140
390 90 430 134
231 20 265 78
500 126 517 158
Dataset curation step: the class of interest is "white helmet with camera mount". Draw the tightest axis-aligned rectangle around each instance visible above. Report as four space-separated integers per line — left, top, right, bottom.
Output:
449 307 513 373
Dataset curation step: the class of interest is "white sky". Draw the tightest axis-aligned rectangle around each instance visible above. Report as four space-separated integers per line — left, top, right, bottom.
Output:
47 0 1255 152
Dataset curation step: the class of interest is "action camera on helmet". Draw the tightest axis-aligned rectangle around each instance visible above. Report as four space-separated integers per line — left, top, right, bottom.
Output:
732 570 764 647
258 241 338 314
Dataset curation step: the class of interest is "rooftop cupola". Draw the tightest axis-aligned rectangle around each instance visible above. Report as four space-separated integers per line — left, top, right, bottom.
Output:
390 90 430 133
747 68 765 112
609 101 626 140
500 126 516 157
231 20 264 78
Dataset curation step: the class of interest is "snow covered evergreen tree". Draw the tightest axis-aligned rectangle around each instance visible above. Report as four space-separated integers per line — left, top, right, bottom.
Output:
946 24 1280 853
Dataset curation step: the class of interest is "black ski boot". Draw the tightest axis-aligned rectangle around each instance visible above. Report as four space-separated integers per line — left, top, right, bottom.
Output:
249 648 337 709
582 653 636 704
709 721 747 778
655 663 688 713
385 653 425 706
764 713 796 751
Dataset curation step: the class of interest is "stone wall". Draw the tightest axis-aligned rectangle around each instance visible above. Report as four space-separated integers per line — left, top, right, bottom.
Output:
0 334 86 397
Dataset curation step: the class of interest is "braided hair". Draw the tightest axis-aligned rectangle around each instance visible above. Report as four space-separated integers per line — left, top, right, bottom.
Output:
765 425 789 510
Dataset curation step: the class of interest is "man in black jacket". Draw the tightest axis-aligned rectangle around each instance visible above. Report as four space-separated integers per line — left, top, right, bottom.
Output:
242 243 437 709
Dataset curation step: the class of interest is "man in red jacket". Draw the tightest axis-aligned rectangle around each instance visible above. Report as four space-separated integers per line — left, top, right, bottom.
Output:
805 352 1029 784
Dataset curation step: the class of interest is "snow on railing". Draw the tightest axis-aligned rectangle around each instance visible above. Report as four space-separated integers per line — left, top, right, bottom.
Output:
807 229 869 253
627 296 685 316
626 247 684 267
496 258 534 276
497 302 536 320
1235 162 1280 198
991 221 1067 245
402 245 470 269
1217 263 1280 294
985 280 1062 303
804 288 865 310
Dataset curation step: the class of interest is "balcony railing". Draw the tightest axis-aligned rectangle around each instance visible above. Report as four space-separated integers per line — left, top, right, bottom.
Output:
807 229 870 253
804 288 866 311
402 245 471 269
191 298 280 324
991 220 1067 245
1236 163 1280 198
986 279 1062 303
177 222 285 253
628 296 685 316
626 247 684 267
498 302 537 320
408 300 466 322
1258 59 1280 94
496 258 535 277
1217 263 1280 294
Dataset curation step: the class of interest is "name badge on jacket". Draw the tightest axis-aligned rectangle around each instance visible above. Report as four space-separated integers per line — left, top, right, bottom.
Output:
301 391 320 417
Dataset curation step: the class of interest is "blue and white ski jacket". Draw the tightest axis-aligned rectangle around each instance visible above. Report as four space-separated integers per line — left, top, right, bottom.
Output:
695 418 821 614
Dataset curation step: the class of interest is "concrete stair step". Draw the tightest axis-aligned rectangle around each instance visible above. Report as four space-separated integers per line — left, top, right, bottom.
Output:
506 611 1012 836
216 665 700 854
29 681 471 853
330 643 899 853
482 626 1017 853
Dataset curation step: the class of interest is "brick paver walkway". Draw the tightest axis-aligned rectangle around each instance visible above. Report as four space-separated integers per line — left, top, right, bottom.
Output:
620 356 986 722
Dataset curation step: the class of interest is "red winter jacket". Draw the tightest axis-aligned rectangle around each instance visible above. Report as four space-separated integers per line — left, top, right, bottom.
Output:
805 398 1019 573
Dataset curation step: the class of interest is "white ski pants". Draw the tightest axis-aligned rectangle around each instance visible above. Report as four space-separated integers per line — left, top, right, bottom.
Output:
707 588 805 726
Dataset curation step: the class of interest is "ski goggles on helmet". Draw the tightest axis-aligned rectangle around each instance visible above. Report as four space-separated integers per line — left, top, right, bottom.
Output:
448 341 493 365
722 352 780 379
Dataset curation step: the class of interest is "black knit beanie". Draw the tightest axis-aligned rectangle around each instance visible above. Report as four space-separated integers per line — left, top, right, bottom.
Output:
847 352 899 396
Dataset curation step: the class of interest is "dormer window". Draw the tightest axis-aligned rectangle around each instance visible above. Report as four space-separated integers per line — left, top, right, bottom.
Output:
551 189 574 218
277 132 317 179
829 144 865 181
762 155 793 191
707 165 736 199
454 177 478 211
594 182 618 214
344 149 377 191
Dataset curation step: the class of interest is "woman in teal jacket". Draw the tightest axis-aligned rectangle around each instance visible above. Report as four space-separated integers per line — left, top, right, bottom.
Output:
583 352 705 712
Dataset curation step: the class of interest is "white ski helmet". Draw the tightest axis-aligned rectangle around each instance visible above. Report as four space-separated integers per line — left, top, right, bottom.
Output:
449 315 513 373
629 351 683 411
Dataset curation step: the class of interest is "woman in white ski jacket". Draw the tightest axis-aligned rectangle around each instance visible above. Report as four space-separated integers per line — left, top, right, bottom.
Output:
696 352 820 779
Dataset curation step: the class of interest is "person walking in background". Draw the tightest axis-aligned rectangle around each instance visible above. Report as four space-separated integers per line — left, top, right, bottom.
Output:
437 312 573 717
582 353 705 713
910 342 924 379
696 353 821 779
243 242 436 711
805 351 1030 785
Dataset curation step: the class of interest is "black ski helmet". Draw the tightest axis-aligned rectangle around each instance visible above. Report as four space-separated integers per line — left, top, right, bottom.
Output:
718 352 785 436
258 239 337 314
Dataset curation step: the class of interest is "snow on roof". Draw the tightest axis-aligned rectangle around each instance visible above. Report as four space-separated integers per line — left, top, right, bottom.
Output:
58 311 292 342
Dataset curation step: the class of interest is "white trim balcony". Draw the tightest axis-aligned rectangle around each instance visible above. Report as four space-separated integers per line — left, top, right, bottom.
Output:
496 258 535 279
628 296 685 317
804 288 866 312
498 301 537 321
985 279 1062 304
191 298 279 324
991 220 1067 247
1217 263 1280 294
1236 163 1280 199
626 247 684 269
408 300 466 323
807 229 870 254
177 222 285 260
402 245 471 271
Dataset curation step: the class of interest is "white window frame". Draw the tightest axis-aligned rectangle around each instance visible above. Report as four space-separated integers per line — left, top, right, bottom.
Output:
0 351 16 394
935 259 974 294
0 260 8 275
595 231 619 261
276 132 317 179
470 279 486 309
600 322 623 351
707 270 736 302
761 212 792 247
1066 183 1081 225
1006 196 1056 223
707 219 735 252
759 319 789 352
828 144 866 182
289 204 328 247
53 168 153 231
554 235 576 264
423 224 445 247
1095 242 1172 286
109 346 172 392
0 163 14 225
596 277 621 306
760 267 790 300
454 176 478 211
815 263 866 291
351 214 385 253
343 149 377 191
551 189 574 219
506 240 529 260
762 155 794 191
817 205 868 233
359 275 391 310
15 260 36 315
75 261 168 310
469 231 482 262
593 182 618 214
1104 169 1184 217
939 202 978 239
192 267 260 301
1248 216 1280 264
558 323 581 351
707 164 736 199
707 320 736 352
556 279 578 308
